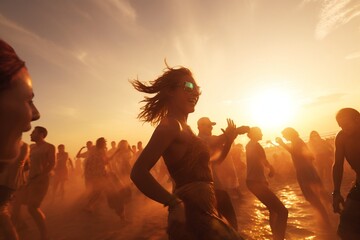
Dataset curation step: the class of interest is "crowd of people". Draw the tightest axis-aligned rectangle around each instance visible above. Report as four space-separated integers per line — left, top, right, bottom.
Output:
1 38 359 240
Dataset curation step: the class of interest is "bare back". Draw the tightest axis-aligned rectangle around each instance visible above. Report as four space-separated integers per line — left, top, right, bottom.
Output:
335 131 360 181
29 142 55 179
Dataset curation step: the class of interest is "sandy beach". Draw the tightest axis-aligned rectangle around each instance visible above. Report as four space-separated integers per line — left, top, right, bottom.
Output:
5 171 353 240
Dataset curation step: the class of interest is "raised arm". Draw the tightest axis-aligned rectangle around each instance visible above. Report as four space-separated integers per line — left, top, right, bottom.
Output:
212 119 239 165
276 137 291 153
76 146 86 158
67 155 74 169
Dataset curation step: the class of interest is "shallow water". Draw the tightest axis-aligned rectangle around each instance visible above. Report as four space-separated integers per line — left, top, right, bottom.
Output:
7 172 355 240
235 171 356 240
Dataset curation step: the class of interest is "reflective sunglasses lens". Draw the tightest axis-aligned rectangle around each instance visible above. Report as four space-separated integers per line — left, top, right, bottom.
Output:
184 81 194 92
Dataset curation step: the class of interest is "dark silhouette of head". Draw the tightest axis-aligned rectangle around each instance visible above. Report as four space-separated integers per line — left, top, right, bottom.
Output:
96 137 106 149
247 127 263 141
309 130 321 141
281 127 299 141
336 108 360 135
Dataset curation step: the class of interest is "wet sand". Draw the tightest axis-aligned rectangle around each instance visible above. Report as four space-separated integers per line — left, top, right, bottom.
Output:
7 172 355 240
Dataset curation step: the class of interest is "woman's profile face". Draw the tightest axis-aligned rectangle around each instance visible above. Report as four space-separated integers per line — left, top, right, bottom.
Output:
170 74 200 115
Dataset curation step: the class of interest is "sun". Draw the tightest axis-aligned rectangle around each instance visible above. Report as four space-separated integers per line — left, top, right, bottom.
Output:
249 87 296 130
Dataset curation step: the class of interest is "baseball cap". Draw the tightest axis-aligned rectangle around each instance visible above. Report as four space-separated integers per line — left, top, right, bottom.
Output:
197 117 216 127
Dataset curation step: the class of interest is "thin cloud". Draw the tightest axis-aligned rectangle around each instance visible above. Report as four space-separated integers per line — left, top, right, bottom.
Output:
93 0 138 32
345 50 360 59
0 14 83 72
311 0 360 40
304 93 346 107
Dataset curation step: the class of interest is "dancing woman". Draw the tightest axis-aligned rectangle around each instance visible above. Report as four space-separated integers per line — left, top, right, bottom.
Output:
130 65 243 239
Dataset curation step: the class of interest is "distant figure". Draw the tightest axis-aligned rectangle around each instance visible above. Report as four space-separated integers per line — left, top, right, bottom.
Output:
114 140 133 185
107 141 118 172
131 145 137 154
308 130 334 186
52 144 73 200
333 108 360 239
276 127 331 226
13 126 55 240
131 65 243 239
76 140 93 160
246 127 288 240
137 141 143 154
83 137 108 213
83 137 130 221
0 39 40 240
231 143 247 194
76 141 93 188
132 141 143 165
107 141 117 157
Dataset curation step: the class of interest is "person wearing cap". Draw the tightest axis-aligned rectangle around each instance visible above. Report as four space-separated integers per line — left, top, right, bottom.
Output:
0 39 40 240
197 116 249 230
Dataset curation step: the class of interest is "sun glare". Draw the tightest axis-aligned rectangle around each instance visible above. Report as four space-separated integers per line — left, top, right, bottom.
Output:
249 87 296 130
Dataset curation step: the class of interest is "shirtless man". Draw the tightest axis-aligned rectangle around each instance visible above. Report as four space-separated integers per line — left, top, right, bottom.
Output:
14 126 55 240
0 39 40 240
333 108 360 239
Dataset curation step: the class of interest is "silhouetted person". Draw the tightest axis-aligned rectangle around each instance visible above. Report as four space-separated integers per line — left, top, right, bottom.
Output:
83 137 108 213
130 65 243 239
0 39 40 240
76 140 93 159
107 140 118 172
308 130 334 187
52 144 73 200
13 126 55 240
197 116 246 230
231 143 247 195
246 127 288 240
276 127 332 227
115 140 132 186
333 108 360 239
76 141 93 189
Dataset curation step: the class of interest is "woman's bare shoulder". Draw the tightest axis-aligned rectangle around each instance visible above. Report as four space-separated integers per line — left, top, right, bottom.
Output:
157 117 182 134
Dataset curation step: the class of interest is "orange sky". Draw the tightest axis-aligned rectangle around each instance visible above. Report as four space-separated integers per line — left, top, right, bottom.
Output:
1 0 359 156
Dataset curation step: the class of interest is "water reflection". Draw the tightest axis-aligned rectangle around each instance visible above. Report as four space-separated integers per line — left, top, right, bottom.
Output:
235 179 339 240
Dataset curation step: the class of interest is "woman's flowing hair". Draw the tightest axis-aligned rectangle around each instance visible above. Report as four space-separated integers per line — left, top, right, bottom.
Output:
131 64 192 125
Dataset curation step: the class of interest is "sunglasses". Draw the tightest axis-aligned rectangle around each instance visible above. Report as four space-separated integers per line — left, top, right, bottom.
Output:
182 81 201 94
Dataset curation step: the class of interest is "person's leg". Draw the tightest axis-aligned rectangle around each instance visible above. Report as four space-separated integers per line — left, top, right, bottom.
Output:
27 205 48 240
27 175 50 240
303 185 331 226
59 181 65 200
248 183 288 240
215 189 238 230
11 191 27 230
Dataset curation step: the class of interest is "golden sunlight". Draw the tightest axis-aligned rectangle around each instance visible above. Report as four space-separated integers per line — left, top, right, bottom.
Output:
249 87 296 130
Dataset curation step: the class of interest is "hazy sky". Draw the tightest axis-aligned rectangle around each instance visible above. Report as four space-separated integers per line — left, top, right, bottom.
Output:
1 0 359 156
